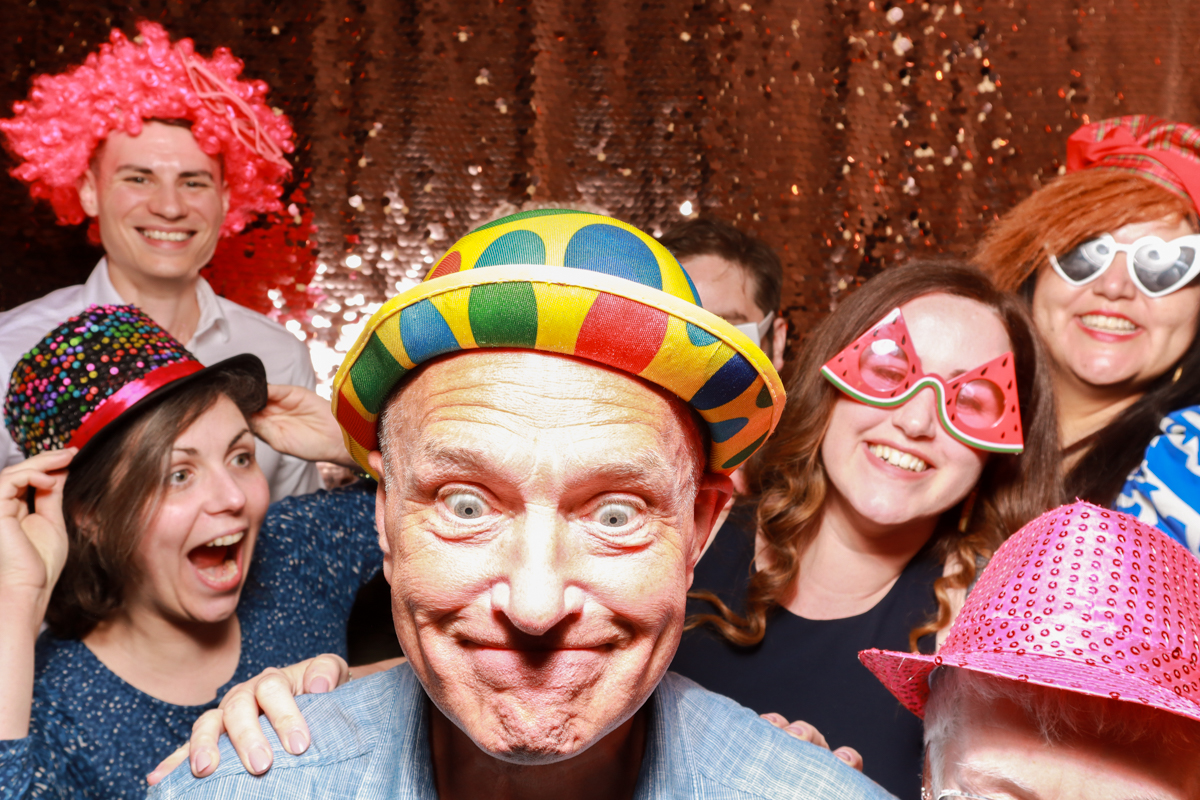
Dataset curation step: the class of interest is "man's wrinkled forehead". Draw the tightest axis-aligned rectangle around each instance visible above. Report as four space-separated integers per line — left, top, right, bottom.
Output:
378 350 706 489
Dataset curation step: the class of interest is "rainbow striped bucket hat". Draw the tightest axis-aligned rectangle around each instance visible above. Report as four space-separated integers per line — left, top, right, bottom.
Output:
332 209 786 478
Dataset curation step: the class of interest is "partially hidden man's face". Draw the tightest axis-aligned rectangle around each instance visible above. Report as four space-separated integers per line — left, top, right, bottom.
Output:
369 350 729 764
935 692 1199 800
680 253 787 372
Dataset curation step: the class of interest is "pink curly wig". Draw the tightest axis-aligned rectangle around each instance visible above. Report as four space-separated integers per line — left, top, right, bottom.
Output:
0 21 294 236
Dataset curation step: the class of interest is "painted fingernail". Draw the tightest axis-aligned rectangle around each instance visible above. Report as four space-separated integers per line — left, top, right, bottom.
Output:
310 676 331 694
288 731 308 754
835 749 853 764
249 746 271 774
193 750 212 775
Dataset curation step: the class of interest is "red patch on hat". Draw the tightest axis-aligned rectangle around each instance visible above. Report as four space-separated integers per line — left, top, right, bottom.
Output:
427 250 462 281
575 293 668 375
336 388 379 452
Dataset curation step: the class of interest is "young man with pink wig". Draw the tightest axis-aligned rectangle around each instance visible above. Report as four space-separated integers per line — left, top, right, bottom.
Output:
0 22 320 500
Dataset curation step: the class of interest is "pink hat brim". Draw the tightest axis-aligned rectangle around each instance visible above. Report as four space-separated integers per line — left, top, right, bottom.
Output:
859 647 1200 724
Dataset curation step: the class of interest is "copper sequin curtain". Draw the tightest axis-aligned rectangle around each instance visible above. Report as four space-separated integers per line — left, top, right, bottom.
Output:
4 0 1199 384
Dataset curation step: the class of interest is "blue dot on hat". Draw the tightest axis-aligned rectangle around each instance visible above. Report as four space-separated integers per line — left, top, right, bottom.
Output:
686 322 718 347
691 353 758 410
476 229 547 267
563 224 662 290
709 417 749 443
399 299 461 363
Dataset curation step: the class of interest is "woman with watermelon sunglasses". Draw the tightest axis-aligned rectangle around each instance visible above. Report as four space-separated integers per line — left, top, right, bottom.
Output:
670 260 1062 800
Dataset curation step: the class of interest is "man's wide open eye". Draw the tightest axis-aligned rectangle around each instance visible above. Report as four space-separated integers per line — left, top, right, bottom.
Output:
445 492 490 521
594 502 637 529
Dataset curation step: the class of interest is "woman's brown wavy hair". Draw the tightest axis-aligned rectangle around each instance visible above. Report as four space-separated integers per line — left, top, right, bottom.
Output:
687 260 1063 651
974 169 1200 504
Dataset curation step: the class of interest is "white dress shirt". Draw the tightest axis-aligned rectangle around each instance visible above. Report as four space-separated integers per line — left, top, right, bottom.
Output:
0 259 323 502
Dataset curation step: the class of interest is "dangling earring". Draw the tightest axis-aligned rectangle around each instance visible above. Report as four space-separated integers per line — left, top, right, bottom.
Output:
1173 365 1183 383
958 489 978 533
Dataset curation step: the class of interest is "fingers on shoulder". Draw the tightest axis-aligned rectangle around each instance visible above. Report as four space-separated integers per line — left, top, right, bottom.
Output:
302 653 348 694
833 746 864 772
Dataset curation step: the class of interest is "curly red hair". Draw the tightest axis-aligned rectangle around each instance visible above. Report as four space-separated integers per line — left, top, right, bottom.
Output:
0 21 293 236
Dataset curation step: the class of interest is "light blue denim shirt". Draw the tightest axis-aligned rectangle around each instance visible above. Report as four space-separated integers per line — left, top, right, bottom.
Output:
149 664 896 799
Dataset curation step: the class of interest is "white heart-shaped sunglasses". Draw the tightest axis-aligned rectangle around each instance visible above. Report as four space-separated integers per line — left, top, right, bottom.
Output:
1049 232 1200 298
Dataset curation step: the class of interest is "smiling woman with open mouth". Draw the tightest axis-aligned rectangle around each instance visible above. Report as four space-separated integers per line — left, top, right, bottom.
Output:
0 305 387 799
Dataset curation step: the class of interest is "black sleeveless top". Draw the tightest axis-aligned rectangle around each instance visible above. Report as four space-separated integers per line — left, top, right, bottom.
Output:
670 505 941 800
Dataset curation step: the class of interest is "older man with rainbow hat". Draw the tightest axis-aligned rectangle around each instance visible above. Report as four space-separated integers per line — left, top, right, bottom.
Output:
150 209 893 800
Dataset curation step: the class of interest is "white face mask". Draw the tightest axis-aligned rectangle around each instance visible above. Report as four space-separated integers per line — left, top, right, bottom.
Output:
732 310 775 344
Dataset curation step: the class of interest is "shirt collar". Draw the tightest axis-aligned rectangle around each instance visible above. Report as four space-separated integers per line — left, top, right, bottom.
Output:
192 276 230 344
360 666 688 799
81 258 127 307
634 678 696 798
358 666 439 797
85 258 231 346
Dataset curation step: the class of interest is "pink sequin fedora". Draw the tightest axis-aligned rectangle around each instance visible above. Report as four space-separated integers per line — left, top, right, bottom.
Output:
860 501 1200 722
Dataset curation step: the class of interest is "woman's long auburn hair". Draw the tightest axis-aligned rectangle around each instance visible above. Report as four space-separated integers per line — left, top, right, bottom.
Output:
974 169 1200 504
687 260 1063 651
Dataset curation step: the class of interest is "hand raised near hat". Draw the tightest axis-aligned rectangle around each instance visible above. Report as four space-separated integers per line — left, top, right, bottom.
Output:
146 653 405 784
0 449 73 612
0 448 73 739
253 385 356 467
759 713 864 772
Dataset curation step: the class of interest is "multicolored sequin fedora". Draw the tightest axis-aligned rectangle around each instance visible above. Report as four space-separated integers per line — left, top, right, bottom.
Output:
4 304 266 460
332 209 787 478
860 501 1200 723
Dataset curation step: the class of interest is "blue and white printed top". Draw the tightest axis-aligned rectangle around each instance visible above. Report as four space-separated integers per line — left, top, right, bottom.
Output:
1117 406 1200 557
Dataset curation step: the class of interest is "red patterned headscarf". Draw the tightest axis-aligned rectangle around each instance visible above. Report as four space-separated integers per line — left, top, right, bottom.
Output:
1067 115 1200 213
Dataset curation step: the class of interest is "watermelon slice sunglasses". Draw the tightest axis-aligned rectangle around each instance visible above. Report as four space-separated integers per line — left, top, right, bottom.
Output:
819 308 1024 454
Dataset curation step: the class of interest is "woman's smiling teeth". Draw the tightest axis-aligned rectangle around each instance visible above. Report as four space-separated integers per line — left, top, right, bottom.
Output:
868 443 928 473
189 531 245 587
140 229 192 242
1079 313 1138 333
206 531 244 548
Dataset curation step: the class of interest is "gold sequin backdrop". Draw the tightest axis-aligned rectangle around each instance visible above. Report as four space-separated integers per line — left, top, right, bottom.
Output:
3 0 1197 384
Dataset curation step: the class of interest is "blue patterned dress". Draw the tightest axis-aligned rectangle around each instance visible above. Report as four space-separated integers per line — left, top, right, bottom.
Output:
1116 406 1200 557
0 482 381 799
